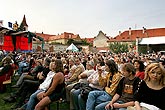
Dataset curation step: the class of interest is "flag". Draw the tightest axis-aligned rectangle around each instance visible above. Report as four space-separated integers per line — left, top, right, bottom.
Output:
28 32 36 43
37 36 44 50
8 22 13 28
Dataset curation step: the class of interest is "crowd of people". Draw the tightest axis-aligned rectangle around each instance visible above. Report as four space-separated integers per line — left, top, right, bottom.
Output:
0 50 165 110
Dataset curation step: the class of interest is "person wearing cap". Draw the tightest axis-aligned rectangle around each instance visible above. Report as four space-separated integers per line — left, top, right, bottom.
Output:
86 59 123 110
70 60 95 110
71 60 107 110
65 57 85 105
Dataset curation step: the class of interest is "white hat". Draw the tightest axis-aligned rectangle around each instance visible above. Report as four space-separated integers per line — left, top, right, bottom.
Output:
87 61 94 67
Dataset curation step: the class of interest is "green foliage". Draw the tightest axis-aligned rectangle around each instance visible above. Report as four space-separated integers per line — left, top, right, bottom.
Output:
67 39 74 45
50 42 62 45
138 45 147 54
109 42 128 54
67 39 90 45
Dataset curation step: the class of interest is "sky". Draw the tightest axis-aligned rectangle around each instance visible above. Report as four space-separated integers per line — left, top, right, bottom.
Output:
1 0 165 38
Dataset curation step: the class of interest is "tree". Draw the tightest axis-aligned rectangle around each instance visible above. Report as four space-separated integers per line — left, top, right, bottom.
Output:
109 42 128 54
67 39 74 45
67 39 90 45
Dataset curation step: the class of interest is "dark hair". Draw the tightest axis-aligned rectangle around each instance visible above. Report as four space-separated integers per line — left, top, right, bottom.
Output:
54 59 64 73
45 57 51 66
134 60 145 72
122 63 136 75
106 59 118 75
56 52 61 59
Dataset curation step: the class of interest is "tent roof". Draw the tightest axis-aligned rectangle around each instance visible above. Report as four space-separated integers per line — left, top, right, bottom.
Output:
66 43 79 51
139 36 165 45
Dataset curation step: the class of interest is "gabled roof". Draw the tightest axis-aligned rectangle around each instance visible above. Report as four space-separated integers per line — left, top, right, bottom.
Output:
95 30 111 40
21 15 28 27
109 28 165 42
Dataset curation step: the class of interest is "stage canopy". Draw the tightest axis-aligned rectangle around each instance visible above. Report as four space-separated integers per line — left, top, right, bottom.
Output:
139 36 165 45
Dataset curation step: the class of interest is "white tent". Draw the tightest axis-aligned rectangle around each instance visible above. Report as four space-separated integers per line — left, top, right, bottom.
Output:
139 36 165 45
66 43 79 52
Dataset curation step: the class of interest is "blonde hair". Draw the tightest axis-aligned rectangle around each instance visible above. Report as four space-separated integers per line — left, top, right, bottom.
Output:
144 63 165 86
49 62 55 71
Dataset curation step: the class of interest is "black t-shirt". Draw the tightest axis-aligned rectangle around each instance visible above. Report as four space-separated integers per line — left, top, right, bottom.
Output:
0 64 12 76
116 77 141 103
39 67 50 83
134 81 165 109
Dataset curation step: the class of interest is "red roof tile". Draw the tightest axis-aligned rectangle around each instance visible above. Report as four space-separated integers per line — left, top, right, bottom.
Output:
35 33 55 41
109 28 165 42
82 38 94 43
49 32 80 41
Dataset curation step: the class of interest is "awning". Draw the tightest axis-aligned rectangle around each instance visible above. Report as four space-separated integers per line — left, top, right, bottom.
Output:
139 36 165 45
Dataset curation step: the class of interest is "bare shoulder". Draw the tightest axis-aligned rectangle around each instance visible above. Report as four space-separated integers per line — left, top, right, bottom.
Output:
53 72 64 83
54 72 64 78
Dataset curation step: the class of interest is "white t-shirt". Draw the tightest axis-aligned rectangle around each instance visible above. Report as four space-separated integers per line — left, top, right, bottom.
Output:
39 71 56 91
78 69 95 83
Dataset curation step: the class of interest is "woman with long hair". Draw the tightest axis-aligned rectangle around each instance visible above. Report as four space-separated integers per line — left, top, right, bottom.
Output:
21 59 65 110
134 63 165 110
133 60 145 79
86 59 123 110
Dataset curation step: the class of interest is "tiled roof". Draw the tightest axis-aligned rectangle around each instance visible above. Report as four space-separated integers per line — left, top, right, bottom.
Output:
82 38 94 43
97 30 112 40
35 32 81 41
35 33 55 41
49 32 80 41
109 28 165 42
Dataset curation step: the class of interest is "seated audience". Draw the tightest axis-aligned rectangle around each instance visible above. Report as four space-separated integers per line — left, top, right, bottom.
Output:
70 60 95 110
3 57 51 109
105 63 141 110
11 59 43 88
20 59 64 110
0 56 13 92
65 57 85 102
86 59 123 110
71 61 107 110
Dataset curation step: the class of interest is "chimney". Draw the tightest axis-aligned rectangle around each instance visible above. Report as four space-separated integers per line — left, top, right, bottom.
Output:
119 31 121 36
142 27 146 34
129 27 131 35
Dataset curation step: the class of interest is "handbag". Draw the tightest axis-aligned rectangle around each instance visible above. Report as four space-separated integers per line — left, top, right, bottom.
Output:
80 84 93 100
